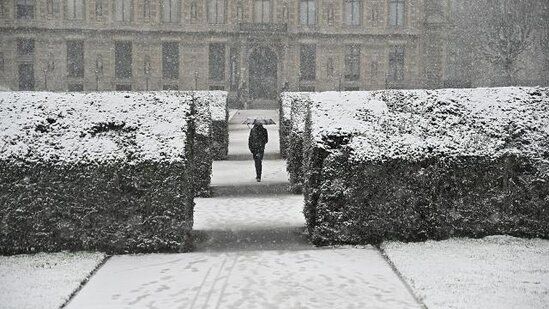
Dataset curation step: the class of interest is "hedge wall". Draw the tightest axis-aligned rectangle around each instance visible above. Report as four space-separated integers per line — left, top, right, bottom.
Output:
0 92 196 254
303 88 549 245
286 93 311 193
190 92 213 197
0 160 194 255
279 93 310 159
205 91 229 160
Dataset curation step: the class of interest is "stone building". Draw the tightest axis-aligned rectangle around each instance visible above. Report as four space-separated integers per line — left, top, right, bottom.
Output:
0 0 448 108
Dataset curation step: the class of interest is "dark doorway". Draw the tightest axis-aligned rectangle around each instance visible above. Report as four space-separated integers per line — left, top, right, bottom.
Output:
249 47 277 100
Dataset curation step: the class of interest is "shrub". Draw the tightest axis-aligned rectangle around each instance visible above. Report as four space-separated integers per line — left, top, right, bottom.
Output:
0 92 195 254
189 92 213 196
303 88 549 245
279 93 309 159
286 93 311 193
204 91 229 160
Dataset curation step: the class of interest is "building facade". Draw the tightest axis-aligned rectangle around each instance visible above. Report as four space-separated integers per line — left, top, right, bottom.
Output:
0 0 448 107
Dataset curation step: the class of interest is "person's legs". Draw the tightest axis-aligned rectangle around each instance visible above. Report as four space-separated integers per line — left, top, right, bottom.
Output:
254 151 264 181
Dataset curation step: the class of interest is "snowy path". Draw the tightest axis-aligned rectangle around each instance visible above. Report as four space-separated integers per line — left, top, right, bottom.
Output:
65 109 421 308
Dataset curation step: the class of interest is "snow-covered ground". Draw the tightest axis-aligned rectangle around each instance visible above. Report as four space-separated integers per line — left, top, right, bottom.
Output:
382 236 549 309
195 195 305 231
0 252 106 309
65 247 420 309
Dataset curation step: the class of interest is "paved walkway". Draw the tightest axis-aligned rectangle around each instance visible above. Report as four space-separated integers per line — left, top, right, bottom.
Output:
65 110 421 308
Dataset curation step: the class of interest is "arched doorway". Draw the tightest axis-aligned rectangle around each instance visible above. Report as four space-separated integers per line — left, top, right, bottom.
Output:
249 47 278 100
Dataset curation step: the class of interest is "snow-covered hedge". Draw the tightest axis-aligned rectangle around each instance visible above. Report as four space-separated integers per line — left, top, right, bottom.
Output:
279 93 309 159
0 92 195 254
284 93 312 193
202 91 229 160
189 92 213 196
303 88 549 245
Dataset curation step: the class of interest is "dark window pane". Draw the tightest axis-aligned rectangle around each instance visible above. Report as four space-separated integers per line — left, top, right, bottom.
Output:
18 64 34 90
116 84 132 91
68 83 84 91
345 45 360 81
17 39 35 56
389 46 405 81
162 42 179 79
209 43 225 81
67 40 84 78
17 0 34 19
115 41 132 79
163 84 179 90
300 44 316 81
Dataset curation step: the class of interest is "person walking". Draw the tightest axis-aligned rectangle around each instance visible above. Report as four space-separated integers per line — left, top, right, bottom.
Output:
248 120 268 182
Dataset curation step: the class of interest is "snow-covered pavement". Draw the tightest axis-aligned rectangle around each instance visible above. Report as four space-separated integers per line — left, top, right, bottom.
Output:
65 248 420 309
0 252 106 309
383 236 549 309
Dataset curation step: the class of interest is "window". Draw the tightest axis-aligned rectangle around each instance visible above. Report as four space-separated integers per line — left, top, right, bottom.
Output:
0 53 4 71
209 43 225 81
116 84 132 91
115 41 132 79
300 44 316 81
143 0 151 19
47 0 54 15
326 57 334 77
345 45 360 81
66 0 84 20
389 46 405 81
327 4 334 25
163 85 178 90
0 1 5 16
236 3 243 20
96 0 103 17
254 0 271 23
162 42 179 79
17 39 35 57
370 5 379 22
67 40 84 78
299 86 315 92
300 0 315 25
17 0 34 19
143 55 151 75
115 0 132 22
19 64 34 90
209 85 224 90
68 84 84 91
208 0 225 24
190 2 197 22
370 61 378 76
161 0 180 23
345 0 361 26
344 86 359 91
389 0 405 27
229 47 238 90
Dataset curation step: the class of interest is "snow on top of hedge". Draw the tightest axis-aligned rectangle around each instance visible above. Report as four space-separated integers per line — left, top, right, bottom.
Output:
309 87 549 163
280 92 311 123
194 91 227 122
0 91 192 164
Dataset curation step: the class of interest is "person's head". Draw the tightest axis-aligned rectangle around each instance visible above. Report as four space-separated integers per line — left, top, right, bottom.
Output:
253 119 263 127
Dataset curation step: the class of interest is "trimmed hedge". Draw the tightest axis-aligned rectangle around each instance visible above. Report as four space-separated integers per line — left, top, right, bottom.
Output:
205 91 229 160
0 160 194 255
279 92 309 159
0 91 196 254
286 93 311 193
303 88 549 246
190 92 213 197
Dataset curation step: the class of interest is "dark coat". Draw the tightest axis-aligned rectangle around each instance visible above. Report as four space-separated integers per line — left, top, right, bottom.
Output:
248 124 268 154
